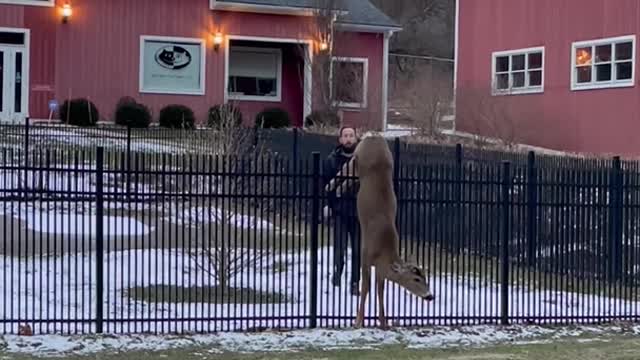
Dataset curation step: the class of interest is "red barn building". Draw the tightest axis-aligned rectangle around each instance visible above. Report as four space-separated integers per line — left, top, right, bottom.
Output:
0 0 400 129
455 0 640 156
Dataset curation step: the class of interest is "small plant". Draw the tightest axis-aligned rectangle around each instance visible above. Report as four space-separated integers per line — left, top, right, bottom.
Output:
159 104 196 129
59 98 99 127
208 104 243 129
255 107 291 129
304 109 341 128
115 97 151 128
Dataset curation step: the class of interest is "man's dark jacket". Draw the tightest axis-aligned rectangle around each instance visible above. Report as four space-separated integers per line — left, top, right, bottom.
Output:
323 145 359 218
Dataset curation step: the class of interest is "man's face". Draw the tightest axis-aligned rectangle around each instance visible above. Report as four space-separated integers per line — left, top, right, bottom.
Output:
339 128 357 149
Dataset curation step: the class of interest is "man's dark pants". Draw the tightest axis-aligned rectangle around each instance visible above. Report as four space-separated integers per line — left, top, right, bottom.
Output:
332 213 361 287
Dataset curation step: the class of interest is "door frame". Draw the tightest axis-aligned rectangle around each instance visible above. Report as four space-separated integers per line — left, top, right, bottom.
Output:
0 27 30 123
223 35 313 126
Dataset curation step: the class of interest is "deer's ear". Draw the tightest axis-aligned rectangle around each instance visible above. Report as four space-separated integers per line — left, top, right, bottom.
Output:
391 261 403 273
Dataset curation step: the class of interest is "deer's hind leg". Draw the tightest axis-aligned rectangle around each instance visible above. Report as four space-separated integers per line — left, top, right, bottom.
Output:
376 271 389 330
354 261 371 328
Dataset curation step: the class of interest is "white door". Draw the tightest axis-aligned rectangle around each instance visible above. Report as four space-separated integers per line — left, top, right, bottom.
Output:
0 46 27 123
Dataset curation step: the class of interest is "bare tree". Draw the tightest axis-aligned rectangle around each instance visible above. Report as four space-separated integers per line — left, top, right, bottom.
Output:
392 68 452 137
291 0 372 131
184 103 278 291
455 86 536 148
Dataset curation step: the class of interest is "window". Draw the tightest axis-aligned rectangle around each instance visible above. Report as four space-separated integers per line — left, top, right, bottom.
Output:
0 0 53 6
228 47 282 101
331 57 368 108
491 47 544 95
139 35 205 95
571 35 635 90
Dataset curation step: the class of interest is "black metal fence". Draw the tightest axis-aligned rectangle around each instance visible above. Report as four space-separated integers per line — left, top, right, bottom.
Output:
0 120 594 168
1 144 640 335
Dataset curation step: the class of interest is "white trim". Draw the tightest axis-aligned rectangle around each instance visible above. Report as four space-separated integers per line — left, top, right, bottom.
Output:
227 46 283 102
303 44 313 122
223 35 314 124
570 34 636 91
382 31 391 131
138 35 206 96
0 0 53 6
0 27 30 122
330 56 369 109
491 46 545 96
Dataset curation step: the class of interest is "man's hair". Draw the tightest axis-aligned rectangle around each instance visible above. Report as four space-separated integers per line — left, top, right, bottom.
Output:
338 126 357 138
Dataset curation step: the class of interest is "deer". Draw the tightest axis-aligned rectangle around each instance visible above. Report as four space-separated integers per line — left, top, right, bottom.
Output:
325 132 434 329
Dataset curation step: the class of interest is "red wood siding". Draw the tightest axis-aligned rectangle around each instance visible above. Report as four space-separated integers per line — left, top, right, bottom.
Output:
333 31 384 131
456 0 640 156
0 0 385 129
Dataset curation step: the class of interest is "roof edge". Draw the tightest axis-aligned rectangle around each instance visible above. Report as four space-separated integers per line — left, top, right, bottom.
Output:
335 22 402 34
210 0 347 17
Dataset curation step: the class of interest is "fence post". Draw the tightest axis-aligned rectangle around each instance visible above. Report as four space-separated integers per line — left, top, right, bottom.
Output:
96 146 105 333
126 126 132 196
500 160 511 325
454 144 463 254
24 116 30 161
526 151 537 267
293 128 299 175
309 152 320 329
23 117 30 198
393 137 401 247
393 137 401 191
609 156 623 282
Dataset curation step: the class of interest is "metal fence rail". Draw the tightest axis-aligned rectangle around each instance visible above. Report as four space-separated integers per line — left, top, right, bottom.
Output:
1 146 640 335
0 120 599 168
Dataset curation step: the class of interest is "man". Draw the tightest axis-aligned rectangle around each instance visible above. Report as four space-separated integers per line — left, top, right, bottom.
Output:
323 126 361 296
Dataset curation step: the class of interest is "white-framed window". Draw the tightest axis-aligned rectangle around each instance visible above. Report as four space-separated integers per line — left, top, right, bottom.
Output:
139 35 206 96
491 46 544 95
228 46 282 102
571 35 635 91
0 0 53 6
331 57 368 109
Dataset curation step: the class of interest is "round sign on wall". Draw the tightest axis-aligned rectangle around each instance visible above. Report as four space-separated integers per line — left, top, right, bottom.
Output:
154 45 192 70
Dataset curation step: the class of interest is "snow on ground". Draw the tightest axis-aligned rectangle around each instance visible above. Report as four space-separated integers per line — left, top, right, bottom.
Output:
15 211 153 236
1 246 638 336
3 323 638 357
7 128 194 154
383 124 417 138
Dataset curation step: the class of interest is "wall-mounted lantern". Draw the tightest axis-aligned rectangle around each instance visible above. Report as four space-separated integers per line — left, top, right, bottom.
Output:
211 32 223 51
61 3 72 24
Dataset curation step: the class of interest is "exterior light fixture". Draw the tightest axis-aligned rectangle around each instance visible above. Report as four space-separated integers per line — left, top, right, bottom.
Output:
61 3 72 24
212 32 223 51
319 41 329 51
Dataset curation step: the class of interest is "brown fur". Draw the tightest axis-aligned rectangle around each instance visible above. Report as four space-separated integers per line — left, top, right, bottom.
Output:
333 133 434 329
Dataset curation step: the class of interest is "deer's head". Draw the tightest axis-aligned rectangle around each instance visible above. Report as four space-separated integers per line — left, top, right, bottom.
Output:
387 261 434 301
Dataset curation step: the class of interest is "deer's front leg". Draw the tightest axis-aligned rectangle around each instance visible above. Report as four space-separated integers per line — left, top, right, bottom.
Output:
376 272 389 330
355 265 370 328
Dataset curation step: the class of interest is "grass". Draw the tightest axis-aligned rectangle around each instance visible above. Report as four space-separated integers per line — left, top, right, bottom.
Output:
126 285 291 304
2 335 640 359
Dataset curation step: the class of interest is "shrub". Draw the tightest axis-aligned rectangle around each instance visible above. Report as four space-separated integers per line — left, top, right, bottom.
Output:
115 98 151 128
208 104 243 129
59 98 99 127
254 107 291 129
304 109 341 128
159 104 196 129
